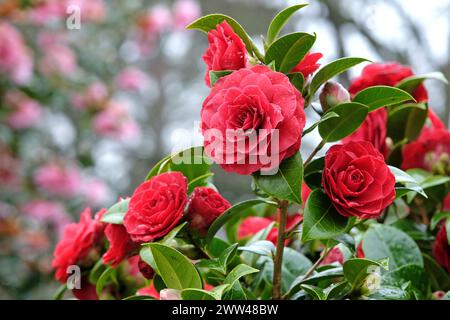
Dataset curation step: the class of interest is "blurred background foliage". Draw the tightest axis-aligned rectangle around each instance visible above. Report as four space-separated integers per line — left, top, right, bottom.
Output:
0 0 449 299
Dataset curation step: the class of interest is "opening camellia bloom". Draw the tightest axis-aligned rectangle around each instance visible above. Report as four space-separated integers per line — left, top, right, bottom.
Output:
102 224 139 268
201 65 305 175
52 208 106 283
123 172 188 243
433 224 450 275
323 141 396 219
202 20 248 87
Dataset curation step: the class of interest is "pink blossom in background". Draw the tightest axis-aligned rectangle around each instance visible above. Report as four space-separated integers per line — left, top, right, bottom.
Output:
139 5 172 35
66 0 106 22
33 163 82 198
172 0 201 29
81 178 110 206
0 22 33 84
39 44 77 76
0 148 21 191
28 1 66 25
4 91 42 130
116 68 150 91
21 200 71 236
93 100 140 141
71 82 109 110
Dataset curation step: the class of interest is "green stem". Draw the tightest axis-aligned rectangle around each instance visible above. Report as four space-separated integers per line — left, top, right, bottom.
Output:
304 140 326 167
303 246 331 280
252 44 265 64
272 200 289 300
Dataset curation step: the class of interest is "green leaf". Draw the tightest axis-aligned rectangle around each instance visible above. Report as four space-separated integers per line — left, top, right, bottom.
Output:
209 284 231 300
300 284 326 300
253 153 303 204
309 57 369 97
430 212 450 230
96 267 117 298
101 198 129 224
302 189 351 242
181 289 216 300
303 112 339 137
343 258 388 291
89 259 107 284
265 32 316 73
160 222 188 244
186 14 255 54
382 264 430 299
387 103 428 143
217 243 239 272
396 72 448 93
368 285 411 300
303 156 324 189
224 264 259 287
209 70 233 87
362 224 424 270
266 4 308 45
139 246 159 274
239 240 275 256
122 295 156 300
423 253 450 292
206 199 277 243
318 102 368 142
288 72 305 93
146 243 202 290
53 284 67 300
352 86 415 112
389 166 427 199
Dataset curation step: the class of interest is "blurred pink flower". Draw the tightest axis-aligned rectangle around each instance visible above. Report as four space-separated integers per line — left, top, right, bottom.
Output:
172 0 201 29
71 82 108 110
33 163 82 198
4 91 42 130
0 22 33 84
0 147 21 190
66 0 106 22
139 5 172 35
28 1 66 25
40 44 77 76
116 67 150 91
81 178 110 206
21 200 71 235
93 100 140 141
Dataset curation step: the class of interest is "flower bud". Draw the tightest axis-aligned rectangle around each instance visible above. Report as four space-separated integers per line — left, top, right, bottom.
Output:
319 81 350 111
138 258 155 279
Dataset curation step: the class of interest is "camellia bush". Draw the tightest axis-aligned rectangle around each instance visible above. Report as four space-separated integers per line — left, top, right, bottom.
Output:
52 4 450 300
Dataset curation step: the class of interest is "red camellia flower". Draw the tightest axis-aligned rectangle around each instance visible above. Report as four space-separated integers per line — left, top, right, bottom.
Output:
356 242 365 258
202 20 247 87
137 283 160 299
323 141 395 219
138 258 155 279
102 224 138 267
237 213 302 245
123 172 188 243
349 62 428 102
321 247 344 265
291 52 323 78
186 187 231 236
402 126 450 173
52 208 106 282
343 108 388 158
72 276 98 300
201 65 305 175
433 224 450 275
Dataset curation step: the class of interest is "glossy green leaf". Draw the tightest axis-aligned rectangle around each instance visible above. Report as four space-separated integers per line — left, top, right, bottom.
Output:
382 264 430 299
430 212 450 230
265 32 315 73
206 199 277 243
303 112 339 136
209 70 233 87
96 267 117 297
224 264 259 287
146 243 202 290
101 198 129 224
253 153 303 204
181 289 216 300
343 258 388 291
186 14 255 54
309 57 369 96
288 72 305 93
352 86 415 112
266 4 308 45
396 72 448 93
239 240 275 257
318 102 368 142
362 224 424 270
302 189 351 241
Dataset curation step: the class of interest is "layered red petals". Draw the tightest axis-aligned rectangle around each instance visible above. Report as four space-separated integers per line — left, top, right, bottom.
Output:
201 65 305 175
102 224 138 267
323 141 395 219
186 187 231 236
202 21 247 87
291 52 323 78
52 208 106 283
123 172 188 243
